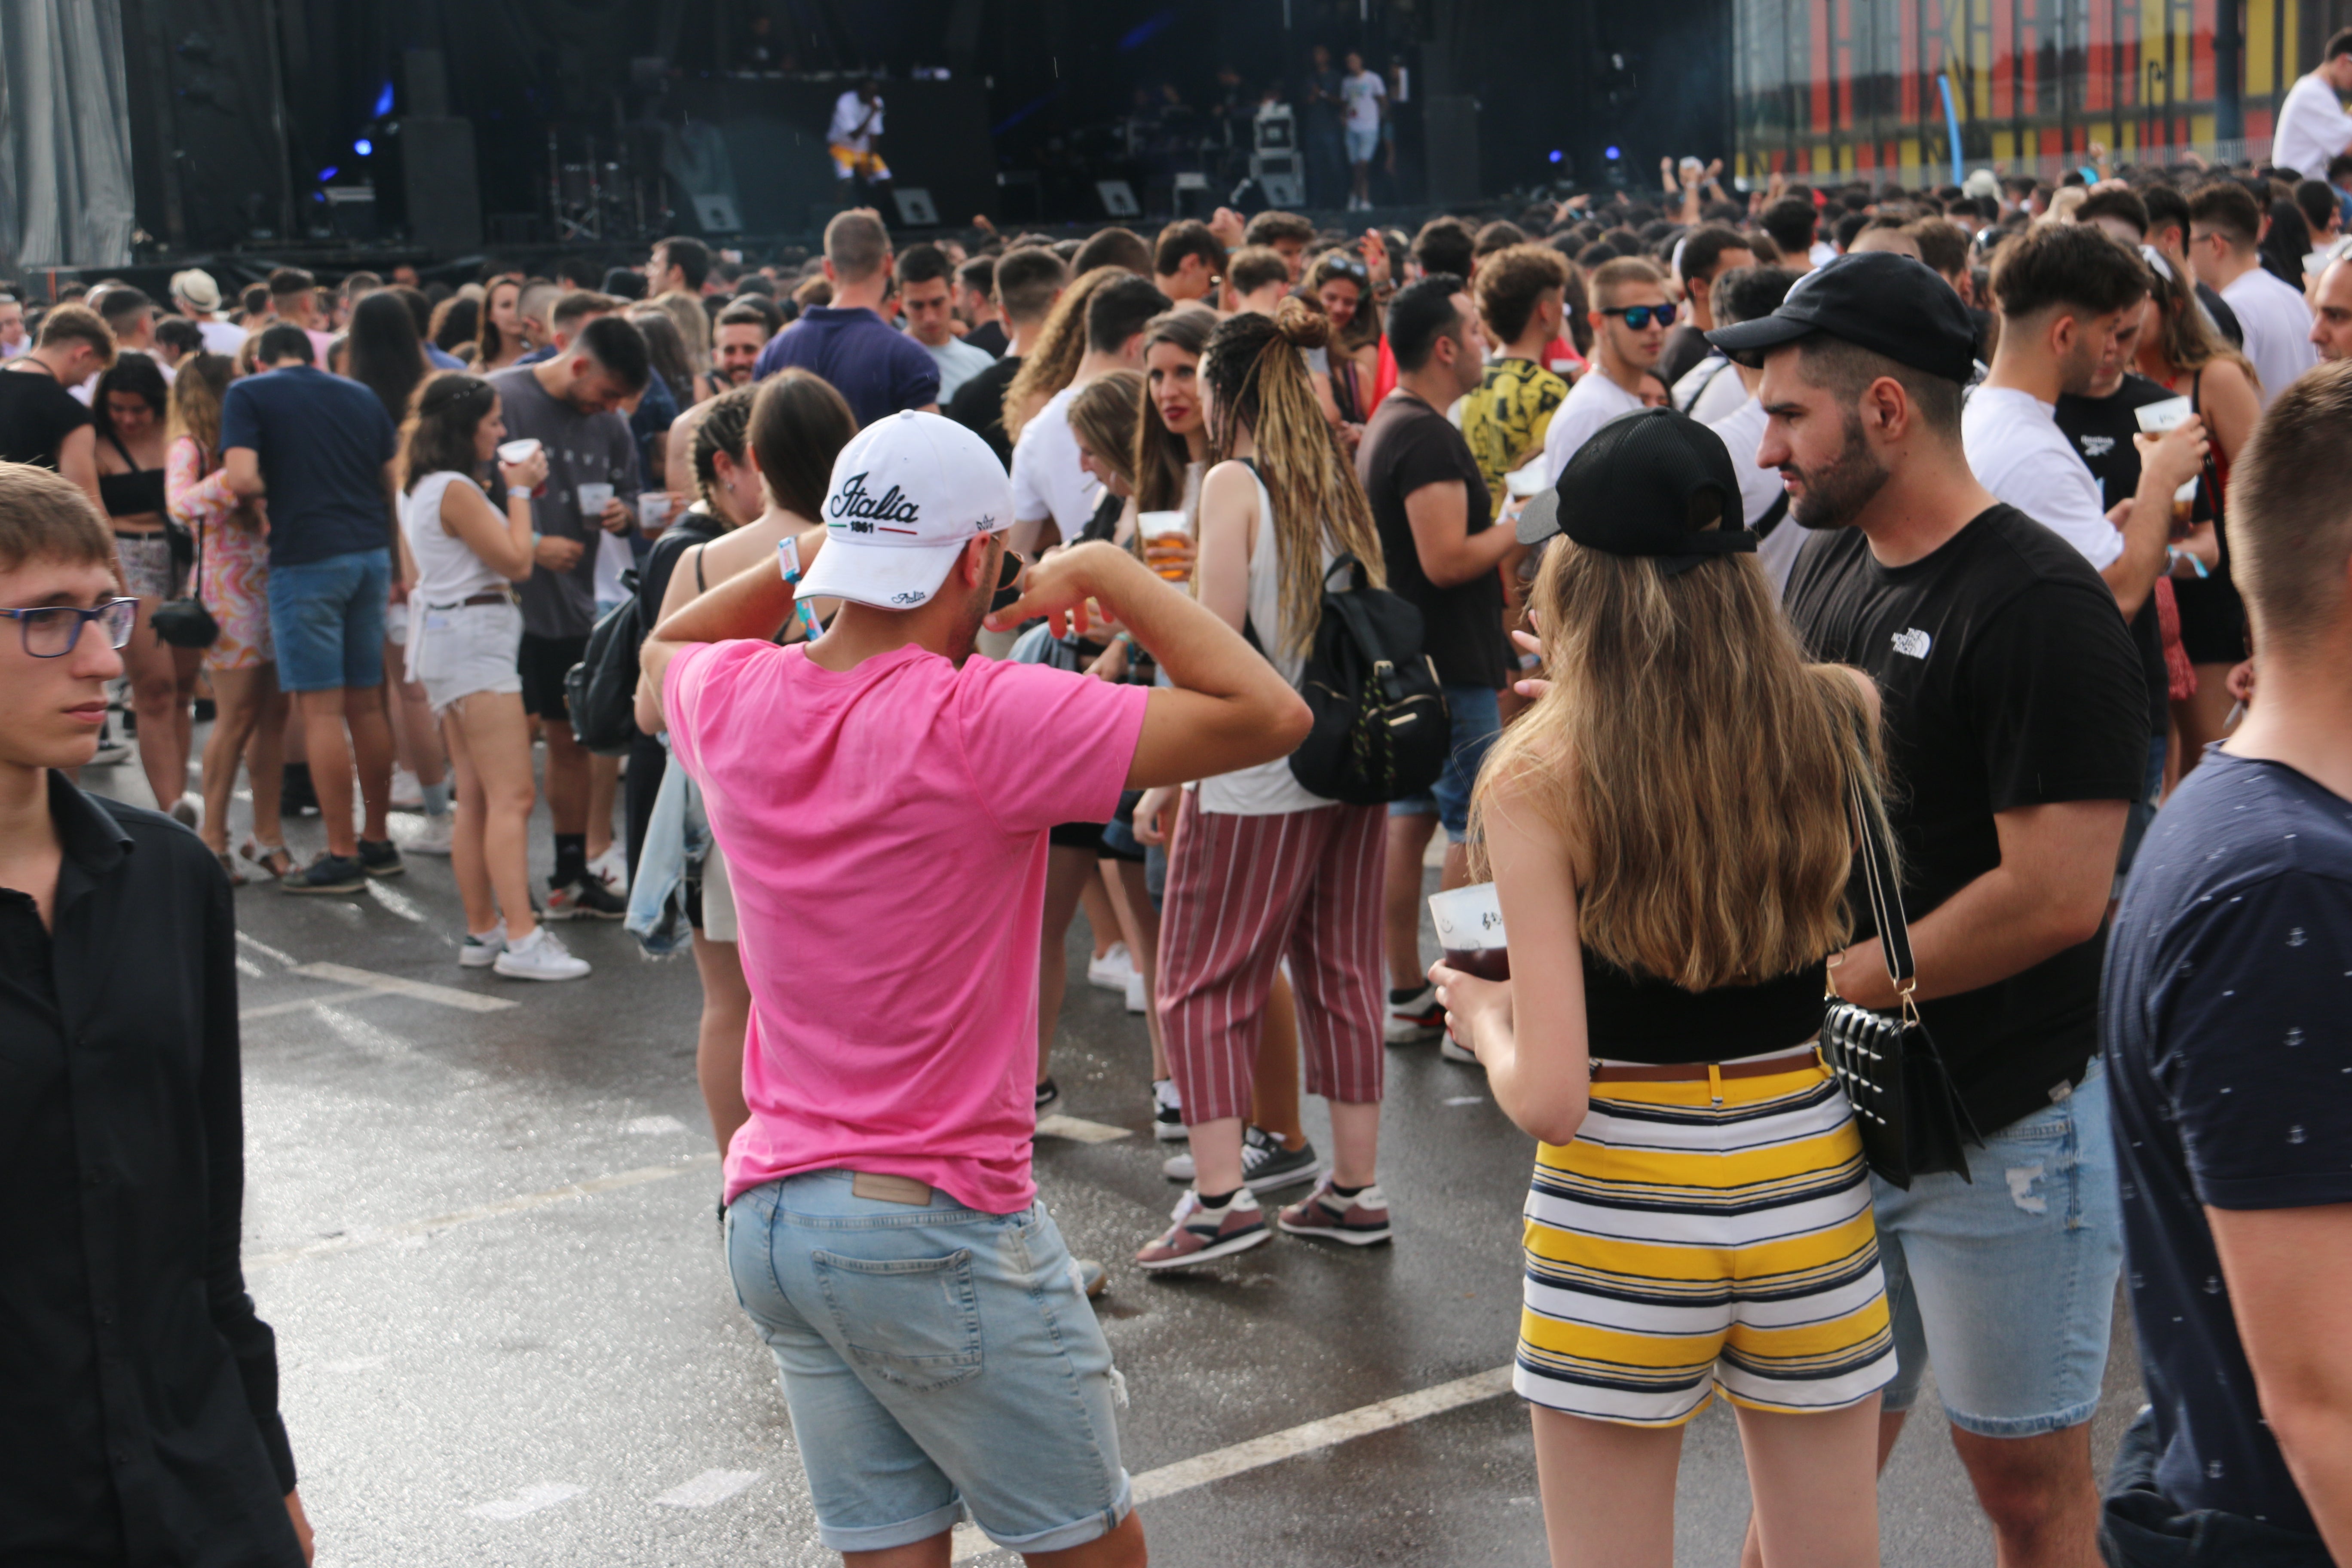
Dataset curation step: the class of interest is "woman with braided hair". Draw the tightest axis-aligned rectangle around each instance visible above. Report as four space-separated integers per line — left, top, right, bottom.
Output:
1134 296 1397 1269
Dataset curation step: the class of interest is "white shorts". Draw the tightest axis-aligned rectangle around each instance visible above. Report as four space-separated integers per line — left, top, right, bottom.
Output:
413 599 524 714
699 839 737 942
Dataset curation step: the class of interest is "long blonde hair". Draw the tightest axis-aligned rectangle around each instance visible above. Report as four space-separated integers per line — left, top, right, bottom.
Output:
1002 267 1123 444
2143 248 2259 392
166 352 234 457
1200 297 1385 655
1472 538 1888 989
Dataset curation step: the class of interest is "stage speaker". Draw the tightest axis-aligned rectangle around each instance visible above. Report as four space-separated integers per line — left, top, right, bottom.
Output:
390 117 482 253
1096 181 1141 218
892 187 939 226
1424 95 1481 205
694 194 743 233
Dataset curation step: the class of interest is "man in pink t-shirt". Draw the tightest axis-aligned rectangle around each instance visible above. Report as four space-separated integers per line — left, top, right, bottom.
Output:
637 410 1308 1565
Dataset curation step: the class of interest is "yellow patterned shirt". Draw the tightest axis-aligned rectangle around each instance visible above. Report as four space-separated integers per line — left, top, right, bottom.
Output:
1460 357 1570 518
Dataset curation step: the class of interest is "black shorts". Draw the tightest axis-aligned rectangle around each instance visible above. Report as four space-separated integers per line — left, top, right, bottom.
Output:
518 631 588 722
1049 820 1110 853
2170 572 2246 668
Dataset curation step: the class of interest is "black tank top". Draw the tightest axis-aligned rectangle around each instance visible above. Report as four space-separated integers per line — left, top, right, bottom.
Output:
98 432 168 521
1580 953 1827 1064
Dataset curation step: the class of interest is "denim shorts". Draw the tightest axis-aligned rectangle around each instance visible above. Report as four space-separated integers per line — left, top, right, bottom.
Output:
412 599 522 714
1388 683 1501 842
726 1171 1132 1555
266 547 389 693
1345 125 1381 163
1874 1062 2122 1435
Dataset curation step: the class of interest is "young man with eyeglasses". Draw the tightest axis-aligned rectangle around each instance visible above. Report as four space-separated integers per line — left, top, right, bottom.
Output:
0 464 312 1568
1540 257 1674 484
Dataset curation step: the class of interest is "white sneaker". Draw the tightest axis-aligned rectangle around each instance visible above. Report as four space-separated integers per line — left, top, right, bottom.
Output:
1385 983 1446 1044
1440 1032 1482 1065
1087 942 1137 992
1125 971 1148 1014
1162 1149 1197 1181
406 812 454 856
1152 1078 1186 1141
389 765 424 811
493 925 591 981
585 844 630 897
459 922 508 968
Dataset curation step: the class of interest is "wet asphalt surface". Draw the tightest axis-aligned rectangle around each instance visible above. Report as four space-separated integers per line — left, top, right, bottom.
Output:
90 737 2145 1567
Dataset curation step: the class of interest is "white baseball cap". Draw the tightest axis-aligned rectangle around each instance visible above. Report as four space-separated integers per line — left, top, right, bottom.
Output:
796 410 1015 611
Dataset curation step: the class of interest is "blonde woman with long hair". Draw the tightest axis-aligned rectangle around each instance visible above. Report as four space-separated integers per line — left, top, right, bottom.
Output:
1436 409 1895 1567
1133 297 1397 1269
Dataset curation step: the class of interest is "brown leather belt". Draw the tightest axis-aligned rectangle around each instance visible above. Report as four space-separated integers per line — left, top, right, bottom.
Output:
432 590 514 609
1589 1045 1821 1085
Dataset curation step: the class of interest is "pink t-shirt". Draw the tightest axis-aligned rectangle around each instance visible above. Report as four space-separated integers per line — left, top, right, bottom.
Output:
666 639 1151 1213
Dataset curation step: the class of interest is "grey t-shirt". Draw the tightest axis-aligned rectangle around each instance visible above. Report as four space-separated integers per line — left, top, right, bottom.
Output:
488 367 639 640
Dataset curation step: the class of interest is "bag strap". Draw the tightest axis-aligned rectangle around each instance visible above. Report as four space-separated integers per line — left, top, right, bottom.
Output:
1846 768 1914 997
1752 492 1790 540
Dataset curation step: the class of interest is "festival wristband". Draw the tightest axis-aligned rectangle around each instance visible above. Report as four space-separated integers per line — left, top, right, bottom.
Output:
776 534 803 583
508 486 532 499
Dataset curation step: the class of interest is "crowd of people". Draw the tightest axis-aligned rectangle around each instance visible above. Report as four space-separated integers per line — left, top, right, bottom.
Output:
10 46 2352 1564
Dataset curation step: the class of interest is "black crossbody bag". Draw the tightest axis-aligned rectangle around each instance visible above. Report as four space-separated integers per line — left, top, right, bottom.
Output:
150 512 219 649
1820 769 1983 1188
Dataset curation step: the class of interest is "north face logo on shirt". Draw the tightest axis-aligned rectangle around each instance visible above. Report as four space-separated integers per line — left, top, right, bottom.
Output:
830 472 921 535
1890 628 1932 659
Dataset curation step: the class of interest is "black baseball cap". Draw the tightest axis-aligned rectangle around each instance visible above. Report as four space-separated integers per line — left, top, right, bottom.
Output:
1516 407 1754 576
1705 251 1977 385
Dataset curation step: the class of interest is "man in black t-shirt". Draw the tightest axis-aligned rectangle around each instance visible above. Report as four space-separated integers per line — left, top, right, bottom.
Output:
0 305 113 510
1355 276 1519 1050
1713 251 2147 1564
2100 363 2352 1568
944 247 1067 470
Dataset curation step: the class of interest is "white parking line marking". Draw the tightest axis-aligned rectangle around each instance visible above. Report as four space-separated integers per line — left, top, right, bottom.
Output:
622 1115 690 1136
948 1366 1515 1562
234 955 266 978
241 987 380 1022
1035 1114 1132 1144
291 962 519 1013
236 931 298 967
362 880 430 924
654 1469 762 1507
1443 1095 1486 1106
468 1482 585 1520
246 1153 720 1269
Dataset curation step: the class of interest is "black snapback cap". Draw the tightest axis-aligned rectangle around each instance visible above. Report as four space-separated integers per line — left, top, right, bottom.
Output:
1704 250 1977 385
1516 407 1754 576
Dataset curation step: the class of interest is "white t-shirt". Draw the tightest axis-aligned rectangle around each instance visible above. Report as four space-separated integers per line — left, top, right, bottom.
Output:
1961 386 2123 570
1808 240 1838 268
1009 381 1102 540
2221 266 2319 407
1706 395 1802 596
1672 352 1748 424
401 472 511 604
829 92 882 151
1540 371 1645 485
195 318 247 356
922 333 996 404
2272 72 2352 178
1197 468 1332 816
1341 70 1386 133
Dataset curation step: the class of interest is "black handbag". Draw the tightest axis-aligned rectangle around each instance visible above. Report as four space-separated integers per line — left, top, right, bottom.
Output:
1820 769 1983 1189
149 514 218 649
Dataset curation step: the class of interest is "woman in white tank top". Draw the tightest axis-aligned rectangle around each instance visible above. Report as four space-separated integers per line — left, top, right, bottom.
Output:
396 373 587 980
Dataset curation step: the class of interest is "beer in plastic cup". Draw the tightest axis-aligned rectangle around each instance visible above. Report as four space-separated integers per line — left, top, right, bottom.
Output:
638 493 674 531
2172 477 2198 526
577 482 616 522
2134 396 2193 434
1140 510 1191 581
495 438 546 499
1430 882 1510 981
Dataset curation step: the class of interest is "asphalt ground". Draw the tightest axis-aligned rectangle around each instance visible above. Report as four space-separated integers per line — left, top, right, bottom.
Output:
86 735 2145 1566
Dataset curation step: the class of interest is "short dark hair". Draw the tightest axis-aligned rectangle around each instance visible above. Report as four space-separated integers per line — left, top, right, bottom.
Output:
0 460 116 577
601 267 649 302
1084 275 1173 354
556 256 602 288
2187 181 2264 251
2140 183 2191 242
339 270 383 300
994 247 1067 324
1834 210 1873 251
549 290 618 337
1072 226 1152 277
1761 199 1818 257
655 236 712 291
94 287 153 330
1473 245 1567 345
1678 226 1753 282
1988 221 2150 319
1410 216 1476 280
239 283 270 316
254 322 315 364
716 299 777 337
1153 219 1228 281
1387 273 1468 371
1907 218 1971 278
1473 220 1528 259
2328 24 2352 58
1243 210 1316 248
894 243 955 289
1797 335 1965 437
155 317 203 356
1710 265 1800 328
956 255 996 298
572 314 650 392
2075 187 2150 238
2230 358 2352 646
2330 151 2352 183
823 210 891 283
267 266 316 298
1226 246 1291 296
2296 178 2340 237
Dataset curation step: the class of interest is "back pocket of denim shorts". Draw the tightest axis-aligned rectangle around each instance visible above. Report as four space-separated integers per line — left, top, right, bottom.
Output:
812 1248 983 1391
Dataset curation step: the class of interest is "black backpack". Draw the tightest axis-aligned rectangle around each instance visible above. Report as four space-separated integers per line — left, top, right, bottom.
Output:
564 571 643 755
1280 554 1451 805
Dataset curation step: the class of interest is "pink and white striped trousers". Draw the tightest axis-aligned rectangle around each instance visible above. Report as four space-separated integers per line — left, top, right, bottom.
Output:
1154 793 1387 1126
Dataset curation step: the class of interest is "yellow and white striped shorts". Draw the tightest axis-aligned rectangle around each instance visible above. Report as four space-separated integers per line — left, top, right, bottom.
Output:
1516 1057 1896 1427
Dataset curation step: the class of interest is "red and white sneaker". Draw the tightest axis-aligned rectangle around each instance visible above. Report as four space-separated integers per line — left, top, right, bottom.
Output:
1277 1179 1393 1247
1135 1189 1270 1271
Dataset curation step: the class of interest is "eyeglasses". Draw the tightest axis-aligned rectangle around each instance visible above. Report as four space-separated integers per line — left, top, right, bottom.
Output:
990 546 1035 613
1604 303 1679 329
3 597 138 658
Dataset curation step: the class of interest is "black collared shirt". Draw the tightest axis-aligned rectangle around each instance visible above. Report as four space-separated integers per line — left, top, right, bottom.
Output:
0 773 302 1567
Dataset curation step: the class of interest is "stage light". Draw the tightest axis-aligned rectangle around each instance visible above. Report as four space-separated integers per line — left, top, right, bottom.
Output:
1605 145 1621 160
354 138 373 156
372 83 395 118
1549 149 1564 164
318 165 338 181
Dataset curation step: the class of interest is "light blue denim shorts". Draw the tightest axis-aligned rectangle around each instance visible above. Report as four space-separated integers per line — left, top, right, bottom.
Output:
725 1170 1132 1554
1387 683 1501 842
1873 1062 2122 1436
266 547 389 693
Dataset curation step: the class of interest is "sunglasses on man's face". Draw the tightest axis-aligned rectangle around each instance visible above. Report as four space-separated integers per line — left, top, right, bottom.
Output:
990 546 1034 613
1604 303 1678 330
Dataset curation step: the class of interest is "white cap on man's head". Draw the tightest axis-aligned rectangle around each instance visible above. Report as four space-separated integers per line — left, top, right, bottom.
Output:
169 269 222 312
795 410 1015 611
